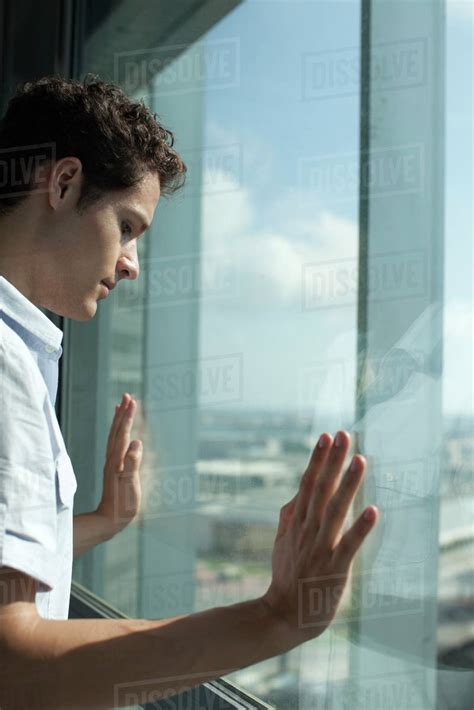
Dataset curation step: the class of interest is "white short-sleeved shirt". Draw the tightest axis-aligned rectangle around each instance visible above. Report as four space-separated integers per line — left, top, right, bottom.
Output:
0 274 77 620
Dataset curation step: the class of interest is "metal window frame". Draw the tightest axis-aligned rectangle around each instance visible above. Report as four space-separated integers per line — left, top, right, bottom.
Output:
69 580 274 709
351 2 449 709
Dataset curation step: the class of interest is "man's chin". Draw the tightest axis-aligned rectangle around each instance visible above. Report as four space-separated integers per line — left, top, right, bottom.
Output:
80 298 99 321
57 298 98 321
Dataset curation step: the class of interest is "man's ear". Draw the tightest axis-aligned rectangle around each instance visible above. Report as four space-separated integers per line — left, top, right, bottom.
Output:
47 156 83 210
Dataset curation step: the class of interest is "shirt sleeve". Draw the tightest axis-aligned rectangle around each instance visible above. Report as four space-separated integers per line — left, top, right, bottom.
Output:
0 327 60 590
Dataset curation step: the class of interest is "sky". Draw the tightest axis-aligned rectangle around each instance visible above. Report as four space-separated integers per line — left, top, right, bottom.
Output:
201 0 474 418
153 0 472 418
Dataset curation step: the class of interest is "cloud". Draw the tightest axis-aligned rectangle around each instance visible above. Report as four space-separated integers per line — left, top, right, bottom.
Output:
205 117 278 186
200 170 253 242
447 0 473 20
443 299 473 414
444 299 473 339
200 169 358 309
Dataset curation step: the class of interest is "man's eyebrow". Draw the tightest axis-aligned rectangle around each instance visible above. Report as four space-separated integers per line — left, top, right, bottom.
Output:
126 207 151 232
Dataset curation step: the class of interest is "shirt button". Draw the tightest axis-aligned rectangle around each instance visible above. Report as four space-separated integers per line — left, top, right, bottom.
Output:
44 344 55 353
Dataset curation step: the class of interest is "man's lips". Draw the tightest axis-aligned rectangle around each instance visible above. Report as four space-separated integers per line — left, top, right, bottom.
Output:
101 281 110 296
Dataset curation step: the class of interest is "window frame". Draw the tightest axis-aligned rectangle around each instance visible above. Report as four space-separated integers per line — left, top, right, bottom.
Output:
69 584 275 709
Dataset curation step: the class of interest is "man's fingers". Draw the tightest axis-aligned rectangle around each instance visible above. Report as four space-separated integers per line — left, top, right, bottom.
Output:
115 401 135 464
305 431 351 530
311 454 366 554
332 505 378 570
275 493 298 539
293 433 333 523
107 395 135 464
120 440 143 478
107 394 130 453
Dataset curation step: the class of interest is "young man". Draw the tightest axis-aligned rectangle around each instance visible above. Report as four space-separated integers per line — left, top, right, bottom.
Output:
0 75 379 709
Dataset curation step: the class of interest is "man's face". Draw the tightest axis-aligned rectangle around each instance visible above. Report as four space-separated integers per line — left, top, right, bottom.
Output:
39 168 161 321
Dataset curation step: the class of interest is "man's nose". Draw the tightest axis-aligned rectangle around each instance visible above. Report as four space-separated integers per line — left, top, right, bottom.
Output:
116 250 140 281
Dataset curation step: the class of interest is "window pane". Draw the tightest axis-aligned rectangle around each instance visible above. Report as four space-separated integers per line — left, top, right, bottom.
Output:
437 0 473 706
64 0 473 707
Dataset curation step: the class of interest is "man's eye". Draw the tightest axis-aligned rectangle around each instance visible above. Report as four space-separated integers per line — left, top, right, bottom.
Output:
121 221 133 236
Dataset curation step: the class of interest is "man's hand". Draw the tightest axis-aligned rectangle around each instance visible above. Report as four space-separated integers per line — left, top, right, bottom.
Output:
261 430 378 645
95 392 143 537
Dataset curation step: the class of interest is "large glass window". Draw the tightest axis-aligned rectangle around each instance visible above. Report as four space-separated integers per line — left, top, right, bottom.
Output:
63 1 473 707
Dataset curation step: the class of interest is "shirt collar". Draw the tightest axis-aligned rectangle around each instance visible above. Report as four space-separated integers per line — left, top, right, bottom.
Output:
0 275 63 360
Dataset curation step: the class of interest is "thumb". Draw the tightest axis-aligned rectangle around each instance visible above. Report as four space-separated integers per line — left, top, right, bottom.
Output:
123 440 142 469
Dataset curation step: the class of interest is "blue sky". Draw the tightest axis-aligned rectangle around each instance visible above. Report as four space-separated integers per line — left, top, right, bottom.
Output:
167 0 472 417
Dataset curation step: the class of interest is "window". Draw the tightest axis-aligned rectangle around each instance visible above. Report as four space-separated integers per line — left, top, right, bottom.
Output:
62 1 473 707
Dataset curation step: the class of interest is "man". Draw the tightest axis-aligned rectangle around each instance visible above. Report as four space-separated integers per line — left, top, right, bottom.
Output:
0 74 378 709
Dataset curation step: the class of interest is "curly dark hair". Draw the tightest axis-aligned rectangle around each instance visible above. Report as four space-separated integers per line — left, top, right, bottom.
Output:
0 73 187 216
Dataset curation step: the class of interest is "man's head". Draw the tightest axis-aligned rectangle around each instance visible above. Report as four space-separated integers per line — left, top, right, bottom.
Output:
0 74 186 320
